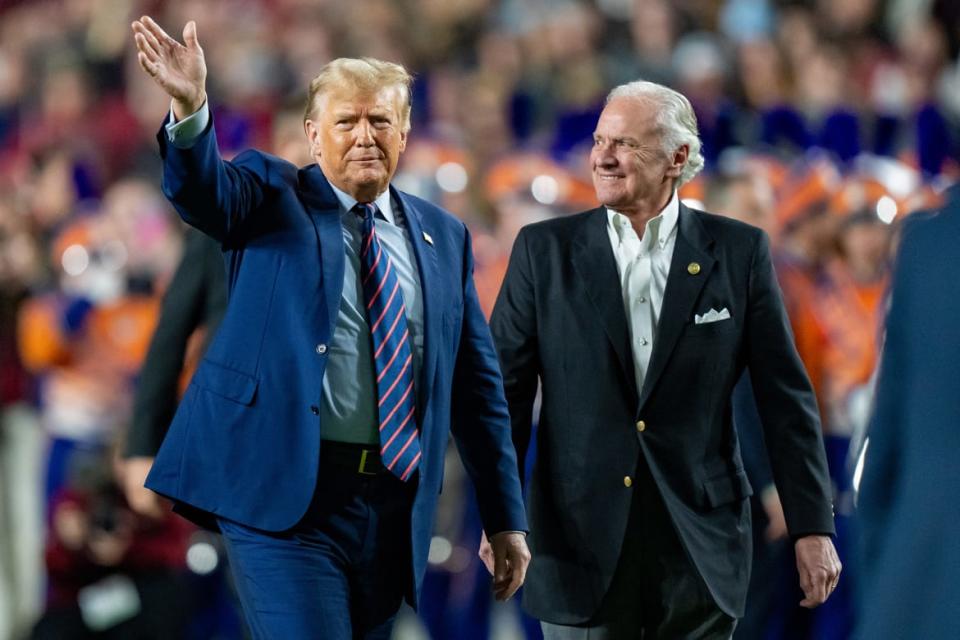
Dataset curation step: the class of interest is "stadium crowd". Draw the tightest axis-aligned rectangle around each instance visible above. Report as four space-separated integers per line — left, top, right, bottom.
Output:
0 0 957 638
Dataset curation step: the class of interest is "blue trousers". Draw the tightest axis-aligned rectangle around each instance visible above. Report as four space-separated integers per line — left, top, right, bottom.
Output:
218 456 417 639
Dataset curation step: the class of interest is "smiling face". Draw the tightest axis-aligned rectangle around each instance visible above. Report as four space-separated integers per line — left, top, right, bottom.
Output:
304 85 408 203
590 97 687 216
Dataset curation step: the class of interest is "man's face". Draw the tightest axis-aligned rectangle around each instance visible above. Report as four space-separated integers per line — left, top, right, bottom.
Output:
590 97 685 214
305 86 408 202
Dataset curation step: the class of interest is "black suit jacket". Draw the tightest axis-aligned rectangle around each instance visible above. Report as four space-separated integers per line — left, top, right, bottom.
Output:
125 228 227 458
491 204 834 623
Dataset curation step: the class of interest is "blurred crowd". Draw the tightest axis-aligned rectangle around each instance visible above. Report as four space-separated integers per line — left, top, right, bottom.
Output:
0 0 957 638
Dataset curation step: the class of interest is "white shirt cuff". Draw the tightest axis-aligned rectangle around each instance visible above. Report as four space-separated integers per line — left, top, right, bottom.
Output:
165 100 210 149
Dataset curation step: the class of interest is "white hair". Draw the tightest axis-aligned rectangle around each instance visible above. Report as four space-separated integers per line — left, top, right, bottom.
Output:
606 81 705 186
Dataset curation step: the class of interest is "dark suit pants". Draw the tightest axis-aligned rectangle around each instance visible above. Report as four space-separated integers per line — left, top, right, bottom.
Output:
217 447 416 640
542 456 735 640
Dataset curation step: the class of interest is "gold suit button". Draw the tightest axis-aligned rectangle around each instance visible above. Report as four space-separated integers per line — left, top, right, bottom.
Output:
687 262 701 275
636 420 646 432
624 476 633 488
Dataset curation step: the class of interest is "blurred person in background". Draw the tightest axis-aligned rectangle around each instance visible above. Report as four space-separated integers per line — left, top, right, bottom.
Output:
17 190 174 513
705 171 792 640
788 196 893 639
490 80 839 639
31 445 193 640
120 226 226 520
855 184 960 640
131 15 529 639
0 197 45 640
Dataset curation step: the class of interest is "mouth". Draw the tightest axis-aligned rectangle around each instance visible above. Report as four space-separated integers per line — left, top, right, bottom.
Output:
595 174 624 181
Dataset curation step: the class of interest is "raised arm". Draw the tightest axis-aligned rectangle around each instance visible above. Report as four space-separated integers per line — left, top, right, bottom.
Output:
131 16 271 243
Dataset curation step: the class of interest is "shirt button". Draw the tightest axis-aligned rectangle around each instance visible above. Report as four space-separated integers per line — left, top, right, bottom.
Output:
310 405 320 415
639 338 648 346
639 297 647 303
636 420 646 432
315 344 327 355
624 476 633 488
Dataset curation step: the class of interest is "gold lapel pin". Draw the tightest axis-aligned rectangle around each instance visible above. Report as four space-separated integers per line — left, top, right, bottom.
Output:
687 262 701 275
422 231 434 246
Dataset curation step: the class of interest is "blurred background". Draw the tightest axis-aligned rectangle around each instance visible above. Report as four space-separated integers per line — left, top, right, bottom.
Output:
0 0 956 638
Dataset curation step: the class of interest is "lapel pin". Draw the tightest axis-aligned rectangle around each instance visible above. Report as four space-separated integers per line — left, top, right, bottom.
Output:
422 231 434 246
687 262 701 275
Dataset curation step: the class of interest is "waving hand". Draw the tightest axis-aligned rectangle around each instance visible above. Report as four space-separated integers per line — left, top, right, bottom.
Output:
131 16 207 120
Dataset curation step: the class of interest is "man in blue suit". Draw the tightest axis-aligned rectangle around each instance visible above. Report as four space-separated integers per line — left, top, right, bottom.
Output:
131 16 530 639
855 185 960 640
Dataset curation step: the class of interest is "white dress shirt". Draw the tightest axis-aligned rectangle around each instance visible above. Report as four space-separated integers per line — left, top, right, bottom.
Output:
606 190 679 392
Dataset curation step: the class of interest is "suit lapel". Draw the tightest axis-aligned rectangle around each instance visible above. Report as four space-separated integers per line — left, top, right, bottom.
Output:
637 204 715 410
299 166 345 337
572 208 638 398
392 188 440 420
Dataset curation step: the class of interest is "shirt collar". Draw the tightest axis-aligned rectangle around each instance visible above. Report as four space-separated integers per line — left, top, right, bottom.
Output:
328 181 396 225
606 189 680 248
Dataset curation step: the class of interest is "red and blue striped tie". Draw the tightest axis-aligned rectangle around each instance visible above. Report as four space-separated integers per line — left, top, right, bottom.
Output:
356 202 421 481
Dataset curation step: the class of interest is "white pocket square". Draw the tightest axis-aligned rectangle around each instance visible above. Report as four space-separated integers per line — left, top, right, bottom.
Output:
694 307 731 324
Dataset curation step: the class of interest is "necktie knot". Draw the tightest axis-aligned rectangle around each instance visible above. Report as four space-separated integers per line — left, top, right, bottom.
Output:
355 202 377 224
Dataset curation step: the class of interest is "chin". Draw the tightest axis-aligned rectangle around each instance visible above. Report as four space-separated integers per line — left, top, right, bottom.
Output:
595 190 625 209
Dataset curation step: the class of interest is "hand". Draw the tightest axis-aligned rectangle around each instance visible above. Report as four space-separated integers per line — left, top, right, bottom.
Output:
479 531 530 601
121 457 166 520
131 16 207 119
87 529 132 567
795 535 842 608
761 486 788 542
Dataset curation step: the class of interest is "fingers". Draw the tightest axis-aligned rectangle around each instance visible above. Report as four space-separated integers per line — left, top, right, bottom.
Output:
796 540 842 608
140 15 180 49
183 20 201 52
137 51 159 77
477 533 496 576
134 23 165 58
493 536 509 586
134 33 161 66
501 545 530 601
488 534 531 601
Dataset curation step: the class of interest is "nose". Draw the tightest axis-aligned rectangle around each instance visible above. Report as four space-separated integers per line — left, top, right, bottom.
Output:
593 144 617 167
355 120 375 146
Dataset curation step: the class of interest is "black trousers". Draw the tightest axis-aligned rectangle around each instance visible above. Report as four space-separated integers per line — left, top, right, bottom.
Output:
543 455 736 640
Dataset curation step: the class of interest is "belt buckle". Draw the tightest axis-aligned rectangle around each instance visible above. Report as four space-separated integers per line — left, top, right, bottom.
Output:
358 448 378 476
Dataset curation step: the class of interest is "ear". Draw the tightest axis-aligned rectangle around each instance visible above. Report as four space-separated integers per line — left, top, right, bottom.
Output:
398 128 408 154
666 144 689 179
304 120 320 155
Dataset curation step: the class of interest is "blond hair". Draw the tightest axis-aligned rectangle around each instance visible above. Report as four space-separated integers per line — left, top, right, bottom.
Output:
303 58 413 132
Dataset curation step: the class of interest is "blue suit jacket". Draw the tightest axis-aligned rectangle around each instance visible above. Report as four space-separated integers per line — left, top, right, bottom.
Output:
145 118 527 604
856 188 960 639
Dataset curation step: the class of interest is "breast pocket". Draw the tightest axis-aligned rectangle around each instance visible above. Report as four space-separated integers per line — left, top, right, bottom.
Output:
683 318 738 342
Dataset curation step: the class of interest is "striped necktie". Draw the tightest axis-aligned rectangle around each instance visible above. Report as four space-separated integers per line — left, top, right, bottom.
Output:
356 202 421 481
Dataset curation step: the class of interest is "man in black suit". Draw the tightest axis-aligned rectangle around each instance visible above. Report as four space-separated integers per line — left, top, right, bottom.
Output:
121 228 226 518
855 186 960 640
489 81 841 638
